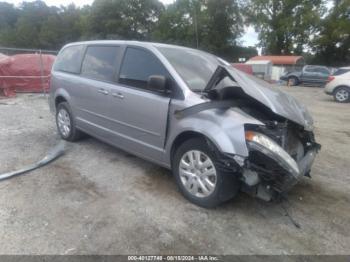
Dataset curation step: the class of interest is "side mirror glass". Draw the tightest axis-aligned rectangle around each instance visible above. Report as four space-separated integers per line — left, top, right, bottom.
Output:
147 75 168 93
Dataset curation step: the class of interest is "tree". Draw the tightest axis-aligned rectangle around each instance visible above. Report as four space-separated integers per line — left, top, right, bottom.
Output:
201 0 242 55
88 0 164 40
0 0 250 60
153 0 243 58
0 1 89 50
13 1 53 48
244 0 325 55
153 0 197 47
39 4 84 49
0 2 18 28
0 2 19 46
313 0 350 66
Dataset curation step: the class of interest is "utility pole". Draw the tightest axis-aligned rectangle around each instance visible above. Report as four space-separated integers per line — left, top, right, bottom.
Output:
192 0 199 48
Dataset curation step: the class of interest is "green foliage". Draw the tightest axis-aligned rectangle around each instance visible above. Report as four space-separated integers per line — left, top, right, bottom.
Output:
0 2 18 28
152 0 197 47
0 1 85 49
312 0 350 66
153 0 243 56
244 0 325 55
88 0 164 40
0 0 347 65
0 0 250 61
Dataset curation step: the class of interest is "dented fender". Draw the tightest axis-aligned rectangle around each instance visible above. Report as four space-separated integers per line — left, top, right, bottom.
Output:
165 102 264 164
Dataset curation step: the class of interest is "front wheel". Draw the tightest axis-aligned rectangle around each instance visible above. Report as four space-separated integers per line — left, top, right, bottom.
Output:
334 87 350 103
172 138 240 208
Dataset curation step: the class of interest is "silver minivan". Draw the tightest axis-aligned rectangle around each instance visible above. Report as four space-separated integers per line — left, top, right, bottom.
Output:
49 41 320 207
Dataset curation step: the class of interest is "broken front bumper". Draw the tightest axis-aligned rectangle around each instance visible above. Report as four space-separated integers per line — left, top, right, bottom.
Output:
274 147 319 192
246 138 321 195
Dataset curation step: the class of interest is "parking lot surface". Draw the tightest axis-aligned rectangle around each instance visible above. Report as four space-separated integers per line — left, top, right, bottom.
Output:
0 86 349 255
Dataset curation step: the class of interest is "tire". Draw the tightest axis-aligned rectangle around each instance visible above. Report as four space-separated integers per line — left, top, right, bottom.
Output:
172 138 240 208
334 87 350 103
56 102 83 141
288 76 299 86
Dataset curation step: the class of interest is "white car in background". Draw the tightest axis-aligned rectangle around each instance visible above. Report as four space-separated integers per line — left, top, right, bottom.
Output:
325 67 350 103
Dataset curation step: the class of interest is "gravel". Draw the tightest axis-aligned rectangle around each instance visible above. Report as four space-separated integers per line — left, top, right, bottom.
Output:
0 87 349 255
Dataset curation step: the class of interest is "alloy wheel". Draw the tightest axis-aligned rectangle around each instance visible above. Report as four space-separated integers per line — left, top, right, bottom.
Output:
335 89 349 102
179 150 217 198
57 108 71 137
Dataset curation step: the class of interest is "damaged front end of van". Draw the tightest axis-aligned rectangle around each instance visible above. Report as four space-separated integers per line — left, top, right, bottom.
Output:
175 66 321 201
242 122 320 201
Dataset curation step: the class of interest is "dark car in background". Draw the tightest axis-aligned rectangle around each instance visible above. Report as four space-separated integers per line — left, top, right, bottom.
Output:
281 65 334 86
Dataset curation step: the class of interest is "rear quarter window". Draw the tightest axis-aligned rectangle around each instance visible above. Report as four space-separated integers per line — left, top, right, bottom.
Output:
53 45 85 74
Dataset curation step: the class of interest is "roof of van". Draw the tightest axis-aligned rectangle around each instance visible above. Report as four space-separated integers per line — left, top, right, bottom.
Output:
63 40 192 50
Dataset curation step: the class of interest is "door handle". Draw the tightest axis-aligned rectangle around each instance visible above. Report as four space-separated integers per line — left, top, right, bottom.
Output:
98 89 109 95
112 92 124 99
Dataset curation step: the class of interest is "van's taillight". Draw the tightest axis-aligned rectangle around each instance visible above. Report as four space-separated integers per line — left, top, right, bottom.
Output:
328 76 335 82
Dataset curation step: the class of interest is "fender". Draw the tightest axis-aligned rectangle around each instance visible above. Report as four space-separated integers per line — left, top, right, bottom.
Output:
165 107 264 165
49 86 72 114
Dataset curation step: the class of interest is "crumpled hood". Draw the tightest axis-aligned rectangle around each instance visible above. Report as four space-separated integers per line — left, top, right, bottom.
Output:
226 66 314 130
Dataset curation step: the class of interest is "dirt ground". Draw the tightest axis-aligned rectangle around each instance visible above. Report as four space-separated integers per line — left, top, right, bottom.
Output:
0 86 349 255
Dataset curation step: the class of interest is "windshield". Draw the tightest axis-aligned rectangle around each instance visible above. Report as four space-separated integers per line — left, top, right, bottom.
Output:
157 46 226 92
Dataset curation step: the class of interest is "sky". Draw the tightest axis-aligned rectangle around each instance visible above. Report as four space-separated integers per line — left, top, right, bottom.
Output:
3 0 259 47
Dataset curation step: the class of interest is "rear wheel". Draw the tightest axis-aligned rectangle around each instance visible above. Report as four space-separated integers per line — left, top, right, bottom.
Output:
56 102 83 141
334 87 350 103
288 76 299 86
172 138 240 208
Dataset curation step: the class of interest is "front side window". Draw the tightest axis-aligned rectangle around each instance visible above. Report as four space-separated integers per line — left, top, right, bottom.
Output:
81 46 120 82
119 47 169 90
54 45 85 74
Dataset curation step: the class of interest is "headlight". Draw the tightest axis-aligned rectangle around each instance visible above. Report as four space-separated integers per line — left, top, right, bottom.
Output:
245 131 300 178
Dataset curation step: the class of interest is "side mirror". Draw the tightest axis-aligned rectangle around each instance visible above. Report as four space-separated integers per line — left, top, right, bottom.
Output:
147 75 168 93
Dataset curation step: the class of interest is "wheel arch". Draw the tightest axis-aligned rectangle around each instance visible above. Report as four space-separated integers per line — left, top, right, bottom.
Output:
53 88 72 111
167 124 245 167
333 85 350 94
165 109 261 167
55 95 67 109
170 131 215 164
288 75 300 82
